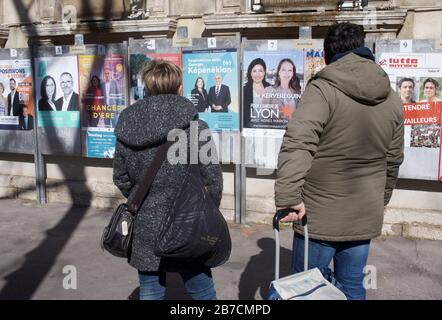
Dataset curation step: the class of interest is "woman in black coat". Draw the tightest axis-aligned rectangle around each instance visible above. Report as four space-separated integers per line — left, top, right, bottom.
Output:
38 75 58 111
190 77 209 112
243 58 271 128
113 60 223 300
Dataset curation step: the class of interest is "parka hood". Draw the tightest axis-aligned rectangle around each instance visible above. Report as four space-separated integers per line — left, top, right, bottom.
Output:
315 51 391 106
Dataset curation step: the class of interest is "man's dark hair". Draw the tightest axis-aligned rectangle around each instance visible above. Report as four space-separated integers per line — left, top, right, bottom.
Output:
423 77 439 89
324 22 365 64
398 77 415 88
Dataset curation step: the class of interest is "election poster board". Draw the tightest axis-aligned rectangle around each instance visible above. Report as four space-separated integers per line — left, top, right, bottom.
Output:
34 46 81 155
128 39 182 105
242 39 325 169
183 46 239 132
376 40 442 181
179 37 241 165
0 48 35 154
79 44 128 158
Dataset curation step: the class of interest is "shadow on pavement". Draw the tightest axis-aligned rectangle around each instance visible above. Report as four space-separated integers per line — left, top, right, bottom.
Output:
238 237 292 300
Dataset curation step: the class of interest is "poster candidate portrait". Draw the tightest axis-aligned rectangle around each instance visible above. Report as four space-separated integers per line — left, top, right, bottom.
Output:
35 55 80 128
183 48 239 131
0 59 34 130
396 76 418 104
419 77 442 103
243 50 304 130
36 57 79 112
79 54 126 129
190 76 210 112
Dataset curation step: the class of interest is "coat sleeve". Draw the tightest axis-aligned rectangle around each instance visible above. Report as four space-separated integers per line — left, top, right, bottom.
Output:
113 140 134 199
197 120 223 207
384 111 404 206
275 81 331 207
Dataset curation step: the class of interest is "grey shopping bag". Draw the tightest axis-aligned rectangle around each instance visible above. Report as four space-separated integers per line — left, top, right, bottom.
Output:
267 208 347 300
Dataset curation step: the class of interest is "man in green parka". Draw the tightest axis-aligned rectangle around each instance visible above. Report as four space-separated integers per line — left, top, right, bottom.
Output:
275 22 404 300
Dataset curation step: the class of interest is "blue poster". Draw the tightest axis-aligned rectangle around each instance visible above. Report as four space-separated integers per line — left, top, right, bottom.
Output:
85 130 116 158
183 49 239 132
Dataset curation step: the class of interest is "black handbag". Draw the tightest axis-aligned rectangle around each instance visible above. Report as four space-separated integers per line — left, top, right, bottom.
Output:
101 142 171 258
154 164 232 268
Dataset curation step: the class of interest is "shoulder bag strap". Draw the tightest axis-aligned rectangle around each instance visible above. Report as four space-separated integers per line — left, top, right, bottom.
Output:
127 141 173 214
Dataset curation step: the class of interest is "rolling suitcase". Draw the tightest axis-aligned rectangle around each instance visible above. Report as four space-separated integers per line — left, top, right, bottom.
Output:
267 208 347 300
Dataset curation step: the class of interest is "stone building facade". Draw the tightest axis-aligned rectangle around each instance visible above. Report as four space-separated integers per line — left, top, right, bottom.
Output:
0 0 441 240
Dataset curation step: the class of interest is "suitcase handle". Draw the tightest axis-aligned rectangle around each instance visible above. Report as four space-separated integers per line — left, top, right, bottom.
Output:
273 208 309 280
273 207 307 231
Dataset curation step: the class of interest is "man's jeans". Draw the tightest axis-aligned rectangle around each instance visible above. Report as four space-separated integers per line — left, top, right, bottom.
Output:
292 233 371 300
138 268 217 300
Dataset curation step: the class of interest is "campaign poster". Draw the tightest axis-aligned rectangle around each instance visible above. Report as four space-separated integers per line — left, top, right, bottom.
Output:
304 48 326 85
242 47 323 168
0 59 34 130
79 54 126 158
378 53 442 180
35 55 80 128
129 53 182 105
183 49 239 132
242 50 304 130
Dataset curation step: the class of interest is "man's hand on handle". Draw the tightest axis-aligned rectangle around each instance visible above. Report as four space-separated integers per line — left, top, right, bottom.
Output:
277 202 306 223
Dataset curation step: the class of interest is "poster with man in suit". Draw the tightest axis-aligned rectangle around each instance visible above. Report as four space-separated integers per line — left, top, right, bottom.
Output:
183 48 239 132
207 74 231 112
79 52 127 158
0 58 33 130
19 105 34 130
35 55 80 128
55 72 79 112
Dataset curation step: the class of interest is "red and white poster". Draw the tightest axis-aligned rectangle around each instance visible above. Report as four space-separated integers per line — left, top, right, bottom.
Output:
378 53 442 180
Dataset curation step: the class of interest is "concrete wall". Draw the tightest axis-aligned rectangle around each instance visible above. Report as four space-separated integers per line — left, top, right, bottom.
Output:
412 10 442 39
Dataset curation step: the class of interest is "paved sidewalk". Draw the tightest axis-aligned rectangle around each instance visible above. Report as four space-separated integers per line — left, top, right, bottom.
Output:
0 199 440 300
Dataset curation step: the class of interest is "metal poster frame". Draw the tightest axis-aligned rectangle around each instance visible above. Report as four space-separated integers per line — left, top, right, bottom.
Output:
33 45 82 156
240 35 324 222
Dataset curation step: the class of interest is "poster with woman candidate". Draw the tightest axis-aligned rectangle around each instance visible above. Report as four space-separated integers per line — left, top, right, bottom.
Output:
0 58 34 131
79 53 127 158
377 51 442 180
242 50 304 131
183 48 239 132
242 49 304 168
35 55 80 128
129 53 182 105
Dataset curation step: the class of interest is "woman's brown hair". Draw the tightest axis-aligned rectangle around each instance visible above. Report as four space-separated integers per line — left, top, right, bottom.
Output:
140 60 182 96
